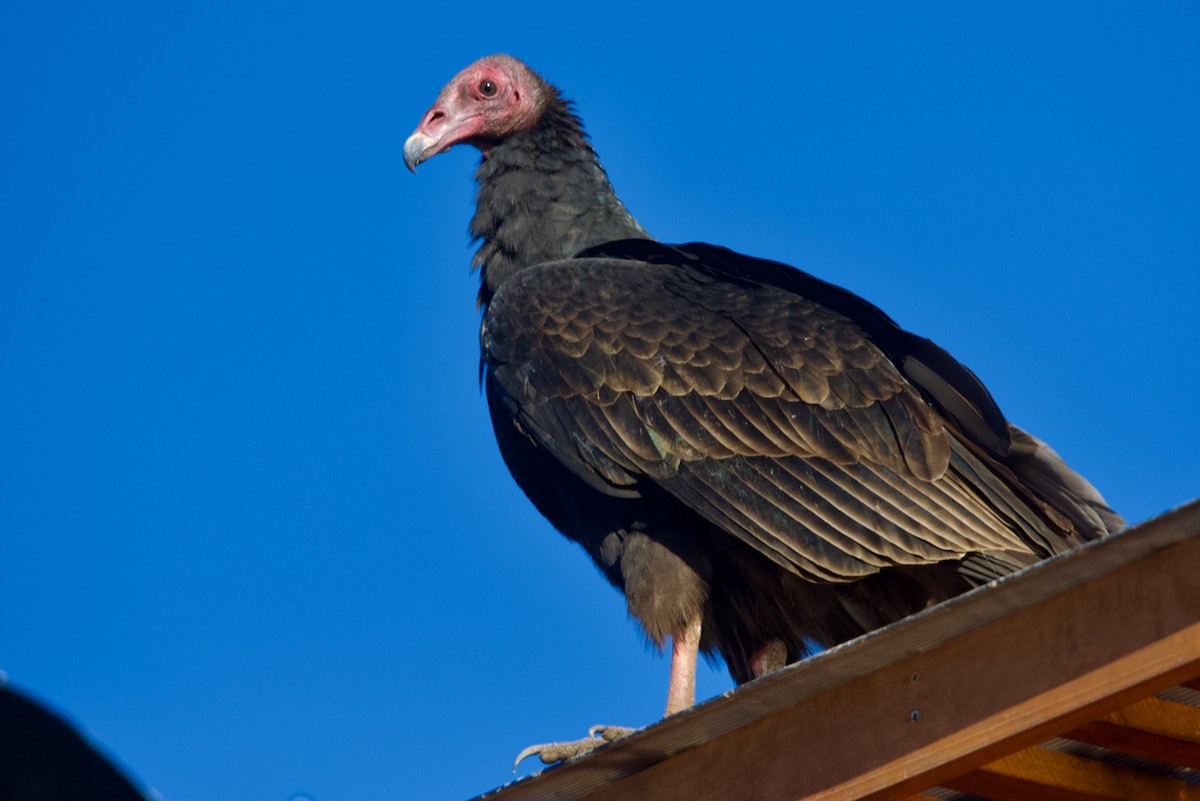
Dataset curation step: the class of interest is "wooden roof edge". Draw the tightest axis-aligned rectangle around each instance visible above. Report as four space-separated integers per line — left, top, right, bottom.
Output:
471 498 1200 801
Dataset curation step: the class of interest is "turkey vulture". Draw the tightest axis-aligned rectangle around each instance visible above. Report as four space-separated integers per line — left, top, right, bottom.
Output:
404 55 1123 763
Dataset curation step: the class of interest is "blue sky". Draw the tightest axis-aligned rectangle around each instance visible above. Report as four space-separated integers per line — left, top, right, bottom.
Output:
2 3 1197 800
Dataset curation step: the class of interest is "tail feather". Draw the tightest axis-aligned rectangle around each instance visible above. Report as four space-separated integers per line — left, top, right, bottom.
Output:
1007 425 1125 541
953 424 1124 588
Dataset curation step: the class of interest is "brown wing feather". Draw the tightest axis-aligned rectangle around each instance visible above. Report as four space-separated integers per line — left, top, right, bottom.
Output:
485 256 1063 582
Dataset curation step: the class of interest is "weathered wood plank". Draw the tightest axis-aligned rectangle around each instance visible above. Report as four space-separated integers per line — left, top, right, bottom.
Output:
1067 696 1200 769
582 626 1200 801
474 501 1200 801
947 747 1200 801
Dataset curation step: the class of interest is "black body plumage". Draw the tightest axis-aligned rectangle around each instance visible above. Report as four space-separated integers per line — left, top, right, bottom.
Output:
466 79 1123 683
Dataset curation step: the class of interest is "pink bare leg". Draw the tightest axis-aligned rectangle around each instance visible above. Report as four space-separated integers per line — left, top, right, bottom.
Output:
664 614 702 715
513 615 706 771
749 638 787 680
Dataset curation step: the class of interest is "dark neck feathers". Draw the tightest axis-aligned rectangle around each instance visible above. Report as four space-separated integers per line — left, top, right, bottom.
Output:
470 93 649 307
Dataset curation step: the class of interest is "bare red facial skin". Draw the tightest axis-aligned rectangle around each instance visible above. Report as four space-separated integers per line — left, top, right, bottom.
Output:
404 54 546 171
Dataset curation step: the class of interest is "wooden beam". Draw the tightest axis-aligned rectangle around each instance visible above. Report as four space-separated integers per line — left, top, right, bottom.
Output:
946 746 1200 801
583 626 1200 801
474 501 1200 801
1066 696 1200 769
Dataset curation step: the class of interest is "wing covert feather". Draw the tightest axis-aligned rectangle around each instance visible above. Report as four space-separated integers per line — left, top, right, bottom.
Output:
484 255 1052 581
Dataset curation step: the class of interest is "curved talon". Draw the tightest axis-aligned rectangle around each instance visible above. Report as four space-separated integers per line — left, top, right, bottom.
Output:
512 743 547 772
513 726 638 772
588 725 636 741
512 737 592 772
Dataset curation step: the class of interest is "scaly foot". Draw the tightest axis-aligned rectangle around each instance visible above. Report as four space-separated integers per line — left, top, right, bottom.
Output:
513 725 636 771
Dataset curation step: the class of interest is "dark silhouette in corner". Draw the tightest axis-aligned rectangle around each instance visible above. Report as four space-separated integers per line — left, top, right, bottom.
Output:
0 684 146 801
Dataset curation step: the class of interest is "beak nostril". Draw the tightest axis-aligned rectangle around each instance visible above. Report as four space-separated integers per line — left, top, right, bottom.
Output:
427 110 445 125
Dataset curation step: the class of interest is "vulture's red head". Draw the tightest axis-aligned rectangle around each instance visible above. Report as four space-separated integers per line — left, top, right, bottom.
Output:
404 54 549 172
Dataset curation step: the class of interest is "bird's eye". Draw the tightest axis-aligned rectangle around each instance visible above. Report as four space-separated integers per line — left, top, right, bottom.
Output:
480 80 498 97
